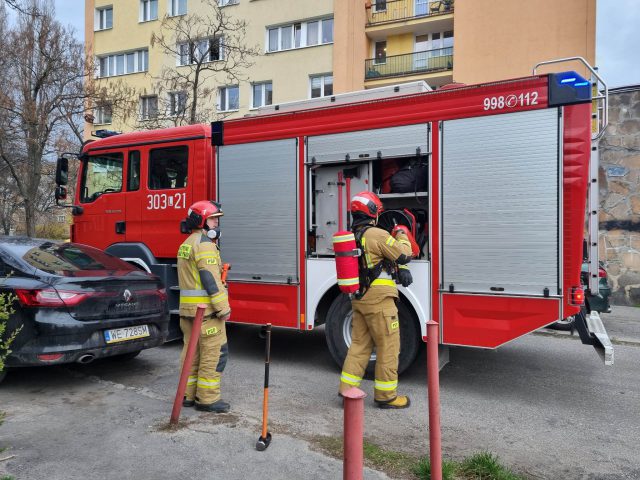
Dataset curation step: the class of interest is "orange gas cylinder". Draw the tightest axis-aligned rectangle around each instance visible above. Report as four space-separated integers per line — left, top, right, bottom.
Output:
333 231 360 294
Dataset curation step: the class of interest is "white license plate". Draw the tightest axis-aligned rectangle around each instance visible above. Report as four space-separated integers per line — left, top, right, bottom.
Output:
104 325 150 344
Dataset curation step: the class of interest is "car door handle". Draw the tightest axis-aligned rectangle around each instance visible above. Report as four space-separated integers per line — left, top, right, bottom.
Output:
115 221 126 234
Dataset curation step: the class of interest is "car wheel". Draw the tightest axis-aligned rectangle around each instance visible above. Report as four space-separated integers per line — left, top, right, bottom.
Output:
113 350 142 361
324 294 421 375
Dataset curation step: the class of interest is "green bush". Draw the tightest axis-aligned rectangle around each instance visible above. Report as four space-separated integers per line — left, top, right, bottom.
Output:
0 291 20 374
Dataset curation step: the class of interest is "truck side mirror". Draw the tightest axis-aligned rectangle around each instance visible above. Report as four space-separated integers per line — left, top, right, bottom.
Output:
55 186 67 202
56 157 69 186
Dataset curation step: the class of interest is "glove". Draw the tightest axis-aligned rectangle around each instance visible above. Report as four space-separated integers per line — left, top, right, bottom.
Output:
397 265 413 287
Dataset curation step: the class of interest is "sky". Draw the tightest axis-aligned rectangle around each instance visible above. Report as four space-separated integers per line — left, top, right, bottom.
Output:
23 0 640 89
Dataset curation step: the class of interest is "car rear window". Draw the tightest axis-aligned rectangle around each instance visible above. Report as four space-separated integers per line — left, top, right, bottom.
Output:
8 242 137 277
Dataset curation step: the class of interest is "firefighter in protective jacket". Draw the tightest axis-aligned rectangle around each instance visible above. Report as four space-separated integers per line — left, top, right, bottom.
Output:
339 191 415 409
177 200 231 413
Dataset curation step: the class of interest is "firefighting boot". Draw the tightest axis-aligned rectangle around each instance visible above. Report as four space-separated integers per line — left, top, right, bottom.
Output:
375 395 411 409
195 399 231 413
183 397 195 407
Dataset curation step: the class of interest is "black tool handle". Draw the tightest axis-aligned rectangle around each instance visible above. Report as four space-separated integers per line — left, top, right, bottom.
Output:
264 323 271 388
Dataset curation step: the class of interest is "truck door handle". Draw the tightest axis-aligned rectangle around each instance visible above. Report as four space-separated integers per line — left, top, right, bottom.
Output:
115 221 126 234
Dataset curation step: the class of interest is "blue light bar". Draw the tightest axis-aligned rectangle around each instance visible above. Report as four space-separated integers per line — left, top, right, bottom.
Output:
574 81 590 87
548 71 592 107
561 77 577 84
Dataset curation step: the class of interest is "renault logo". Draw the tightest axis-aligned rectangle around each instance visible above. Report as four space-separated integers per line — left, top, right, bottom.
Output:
123 289 133 302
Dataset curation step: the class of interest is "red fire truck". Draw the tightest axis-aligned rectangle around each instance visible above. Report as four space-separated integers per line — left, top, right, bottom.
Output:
55 58 613 371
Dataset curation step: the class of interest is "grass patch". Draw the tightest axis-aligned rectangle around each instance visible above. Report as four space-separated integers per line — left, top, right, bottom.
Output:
1 476 15 480
313 435 527 480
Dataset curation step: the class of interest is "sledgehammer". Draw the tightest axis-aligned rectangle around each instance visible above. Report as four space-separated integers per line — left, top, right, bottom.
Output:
256 323 272 451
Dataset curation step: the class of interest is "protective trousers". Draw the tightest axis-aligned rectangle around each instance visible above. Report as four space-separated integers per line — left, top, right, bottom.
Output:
180 315 228 405
339 296 400 402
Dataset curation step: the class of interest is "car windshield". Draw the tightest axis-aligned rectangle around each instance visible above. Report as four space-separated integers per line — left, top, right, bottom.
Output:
5 241 137 277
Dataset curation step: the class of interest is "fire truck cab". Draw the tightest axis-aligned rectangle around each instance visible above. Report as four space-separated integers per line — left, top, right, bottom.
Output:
56 59 613 372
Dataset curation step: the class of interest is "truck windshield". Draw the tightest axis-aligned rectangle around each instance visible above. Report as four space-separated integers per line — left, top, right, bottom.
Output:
80 153 123 203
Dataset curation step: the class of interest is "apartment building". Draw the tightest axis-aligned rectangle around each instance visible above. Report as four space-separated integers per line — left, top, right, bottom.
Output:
85 0 595 135
85 0 334 135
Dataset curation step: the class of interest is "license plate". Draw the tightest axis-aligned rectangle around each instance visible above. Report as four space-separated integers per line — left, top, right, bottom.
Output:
104 325 150 344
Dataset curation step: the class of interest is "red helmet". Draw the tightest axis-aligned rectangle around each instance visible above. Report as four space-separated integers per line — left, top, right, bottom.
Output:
187 200 223 229
350 191 383 219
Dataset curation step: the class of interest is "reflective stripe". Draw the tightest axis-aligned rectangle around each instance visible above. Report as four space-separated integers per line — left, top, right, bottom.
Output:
385 236 396 247
180 296 211 304
338 277 359 286
374 379 398 391
211 292 228 304
371 278 396 287
361 237 374 268
340 371 362 386
197 377 220 389
333 233 355 243
398 264 410 270
187 375 197 386
181 289 209 297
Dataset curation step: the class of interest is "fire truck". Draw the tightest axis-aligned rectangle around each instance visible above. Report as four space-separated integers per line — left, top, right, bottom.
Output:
55 58 613 371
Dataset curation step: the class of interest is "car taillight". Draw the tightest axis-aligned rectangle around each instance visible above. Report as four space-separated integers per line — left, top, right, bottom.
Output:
158 288 167 302
15 289 89 307
37 353 64 362
598 267 607 278
570 286 585 306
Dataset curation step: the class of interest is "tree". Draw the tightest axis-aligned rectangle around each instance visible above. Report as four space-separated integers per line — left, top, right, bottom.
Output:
0 1 136 237
149 0 261 126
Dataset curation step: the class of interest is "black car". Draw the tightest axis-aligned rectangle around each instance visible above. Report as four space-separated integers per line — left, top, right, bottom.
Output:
0 237 169 382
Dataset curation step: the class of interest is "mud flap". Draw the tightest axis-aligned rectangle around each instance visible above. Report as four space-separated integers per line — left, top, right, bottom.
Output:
574 309 614 366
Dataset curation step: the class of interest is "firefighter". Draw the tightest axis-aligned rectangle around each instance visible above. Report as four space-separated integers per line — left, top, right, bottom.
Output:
177 200 231 413
339 191 415 409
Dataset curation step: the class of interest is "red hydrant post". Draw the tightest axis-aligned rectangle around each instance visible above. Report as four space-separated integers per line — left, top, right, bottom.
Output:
343 387 366 480
427 320 443 480
170 304 206 424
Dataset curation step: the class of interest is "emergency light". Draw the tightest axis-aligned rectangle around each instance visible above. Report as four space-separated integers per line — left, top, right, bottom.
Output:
548 71 592 107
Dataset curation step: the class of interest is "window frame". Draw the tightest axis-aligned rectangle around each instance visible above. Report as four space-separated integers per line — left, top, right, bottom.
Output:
168 0 187 16
168 91 188 116
140 95 159 121
95 6 113 31
251 82 273 109
97 49 148 78
140 0 158 22
148 146 189 191
80 153 124 204
266 17 333 53
94 104 113 125
177 37 224 66
309 74 333 99
218 85 240 112
374 41 387 65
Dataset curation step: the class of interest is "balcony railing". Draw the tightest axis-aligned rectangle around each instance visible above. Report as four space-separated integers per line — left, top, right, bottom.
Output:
367 0 454 26
365 48 453 80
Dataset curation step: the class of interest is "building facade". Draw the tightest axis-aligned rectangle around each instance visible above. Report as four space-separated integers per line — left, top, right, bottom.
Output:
85 0 596 135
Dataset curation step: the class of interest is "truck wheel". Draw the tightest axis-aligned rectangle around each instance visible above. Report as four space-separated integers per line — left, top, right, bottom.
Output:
548 303 589 331
324 294 421 375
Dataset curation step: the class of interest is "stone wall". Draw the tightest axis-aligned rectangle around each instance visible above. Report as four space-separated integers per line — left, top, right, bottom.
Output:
599 85 640 305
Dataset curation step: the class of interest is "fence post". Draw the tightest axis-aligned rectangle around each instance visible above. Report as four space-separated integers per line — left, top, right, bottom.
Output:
343 387 366 480
170 304 206 424
427 320 442 480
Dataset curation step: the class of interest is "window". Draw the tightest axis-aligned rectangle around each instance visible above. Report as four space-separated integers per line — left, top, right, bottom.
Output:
266 17 333 52
310 74 333 98
178 37 223 65
80 153 123 203
98 49 148 77
140 96 158 120
94 104 112 124
375 41 387 64
140 0 158 22
168 91 187 116
169 0 187 16
443 30 454 49
252 82 272 108
128 151 141 191
96 6 113 30
373 0 387 11
218 86 239 111
149 146 188 190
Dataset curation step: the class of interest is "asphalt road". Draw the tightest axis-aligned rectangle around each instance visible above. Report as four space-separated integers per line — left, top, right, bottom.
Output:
1 309 639 479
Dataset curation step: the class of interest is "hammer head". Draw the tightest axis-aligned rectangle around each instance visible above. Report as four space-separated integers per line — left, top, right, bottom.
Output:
255 432 272 451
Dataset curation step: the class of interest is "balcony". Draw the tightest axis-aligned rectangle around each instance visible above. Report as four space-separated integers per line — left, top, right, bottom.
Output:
365 48 453 80
367 0 454 26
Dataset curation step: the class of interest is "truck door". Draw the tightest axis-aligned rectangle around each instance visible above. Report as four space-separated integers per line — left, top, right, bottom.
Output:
126 142 194 258
74 150 127 250
217 138 300 328
439 108 562 347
